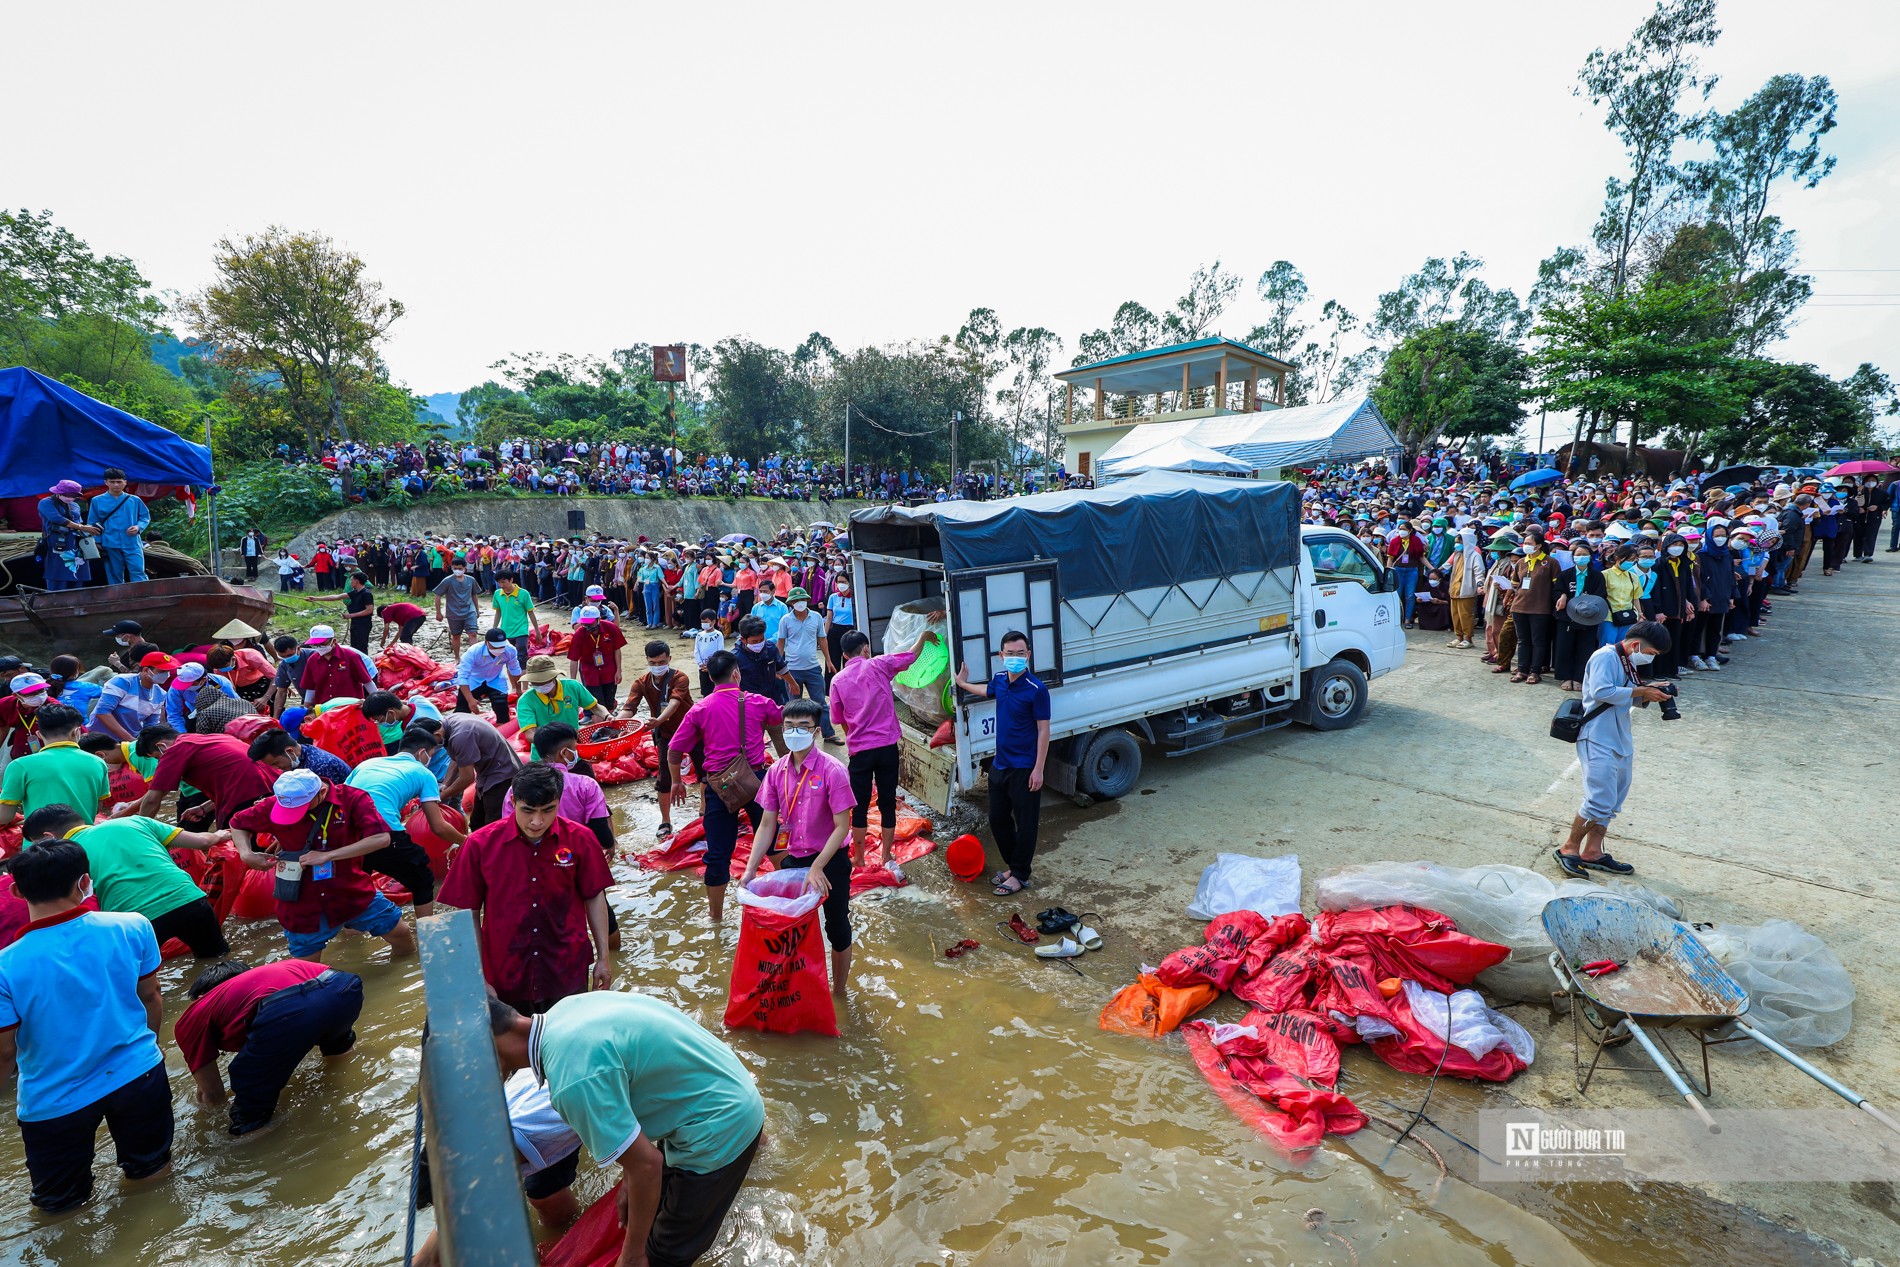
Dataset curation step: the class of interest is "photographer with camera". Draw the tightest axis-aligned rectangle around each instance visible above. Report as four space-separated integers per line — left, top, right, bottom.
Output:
1555 618 1674 879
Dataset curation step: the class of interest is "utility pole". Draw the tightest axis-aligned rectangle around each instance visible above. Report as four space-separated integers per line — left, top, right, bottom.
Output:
951 410 961 489
203 415 221 579
843 401 850 492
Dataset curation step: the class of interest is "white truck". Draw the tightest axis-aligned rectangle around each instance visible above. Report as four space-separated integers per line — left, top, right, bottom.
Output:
848 471 1407 812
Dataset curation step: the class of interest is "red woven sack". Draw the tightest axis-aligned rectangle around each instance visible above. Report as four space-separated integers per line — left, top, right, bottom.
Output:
723 897 839 1037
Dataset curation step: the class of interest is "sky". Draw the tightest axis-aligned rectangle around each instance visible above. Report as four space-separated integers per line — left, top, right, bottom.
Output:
14 1 1900 423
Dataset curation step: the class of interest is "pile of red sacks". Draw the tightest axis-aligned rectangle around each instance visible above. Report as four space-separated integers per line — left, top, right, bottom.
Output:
527 627 572 657
375 643 459 711
1107 904 1518 1158
631 808 936 897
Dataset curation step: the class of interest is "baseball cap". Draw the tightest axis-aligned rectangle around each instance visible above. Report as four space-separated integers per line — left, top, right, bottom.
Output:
103 619 143 637
173 663 206 686
306 624 335 645
8 673 48 697
585 585 605 599
140 651 180 672
268 768 326 825
484 627 509 644
575 605 600 624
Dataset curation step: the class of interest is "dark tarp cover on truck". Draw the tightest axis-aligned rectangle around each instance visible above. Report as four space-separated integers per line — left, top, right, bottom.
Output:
849 470 1299 600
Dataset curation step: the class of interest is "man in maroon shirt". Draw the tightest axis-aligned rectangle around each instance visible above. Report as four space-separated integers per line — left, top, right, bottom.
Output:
0 672 53 759
229 768 416 961
175 958 365 1135
135 731 275 827
377 601 428 648
437 763 612 1014
297 625 372 706
1384 518 1428 629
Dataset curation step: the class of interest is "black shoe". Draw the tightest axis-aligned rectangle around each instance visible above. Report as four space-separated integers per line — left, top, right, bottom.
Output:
1553 849 1590 879
1579 852 1635 875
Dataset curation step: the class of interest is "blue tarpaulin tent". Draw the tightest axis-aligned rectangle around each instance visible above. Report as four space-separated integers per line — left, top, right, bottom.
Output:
0 367 212 498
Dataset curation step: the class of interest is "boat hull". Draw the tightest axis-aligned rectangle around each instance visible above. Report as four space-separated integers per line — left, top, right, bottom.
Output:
0 578 277 662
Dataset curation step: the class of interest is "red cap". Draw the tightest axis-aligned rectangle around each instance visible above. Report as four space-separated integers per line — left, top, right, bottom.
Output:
139 652 179 671
945 833 986 882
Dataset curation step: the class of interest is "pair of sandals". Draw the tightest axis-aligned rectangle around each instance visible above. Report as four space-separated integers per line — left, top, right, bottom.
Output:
1032 908 1102 959
991 869 1028 897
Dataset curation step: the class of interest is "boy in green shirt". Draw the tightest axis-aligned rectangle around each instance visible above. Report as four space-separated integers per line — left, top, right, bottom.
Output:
0 704 109 829
24 804 233 958
491 576 541 663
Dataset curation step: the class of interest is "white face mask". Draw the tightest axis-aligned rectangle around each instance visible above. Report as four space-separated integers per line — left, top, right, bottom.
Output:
1628 650 1655 666
793 601 809 613
1667 545 1685 557
647 664 669 677
534 682 556 695
745 639 764 651
783 728 815 752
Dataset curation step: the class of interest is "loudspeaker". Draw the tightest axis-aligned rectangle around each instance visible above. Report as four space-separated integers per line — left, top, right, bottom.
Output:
566 509 586 532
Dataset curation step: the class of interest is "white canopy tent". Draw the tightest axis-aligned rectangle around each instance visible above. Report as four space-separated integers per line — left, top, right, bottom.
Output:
1096 394 1401 478
1098 435 1255 478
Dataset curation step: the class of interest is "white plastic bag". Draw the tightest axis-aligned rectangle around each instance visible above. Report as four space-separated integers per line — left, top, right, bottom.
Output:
1696 919 1854 1048
1186 853 1301 921
735 870 824 919
884 598 950 726
1315 861 1681 1003
1401 980 1536 1064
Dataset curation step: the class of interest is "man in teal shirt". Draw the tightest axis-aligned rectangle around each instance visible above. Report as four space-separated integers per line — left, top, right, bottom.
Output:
489 992 763 1266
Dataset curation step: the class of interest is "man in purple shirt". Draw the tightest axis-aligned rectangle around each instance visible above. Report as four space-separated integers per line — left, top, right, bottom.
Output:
667 651 785 922
828 615 943 863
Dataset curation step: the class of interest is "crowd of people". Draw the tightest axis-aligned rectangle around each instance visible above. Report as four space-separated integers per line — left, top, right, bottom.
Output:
284 436 1089 506
4 436 1894 1261
0 503 1030 1263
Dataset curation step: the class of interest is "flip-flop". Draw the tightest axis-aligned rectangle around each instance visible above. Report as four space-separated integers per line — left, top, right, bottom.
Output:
1034 937 1084 959
655 823 674 839
1072 913 1103 951
1003 914 1039 943
993 876 1027 897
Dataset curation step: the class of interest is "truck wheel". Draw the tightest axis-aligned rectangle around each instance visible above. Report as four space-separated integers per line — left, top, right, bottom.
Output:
1076 728 1142 799
1305 659 1368 730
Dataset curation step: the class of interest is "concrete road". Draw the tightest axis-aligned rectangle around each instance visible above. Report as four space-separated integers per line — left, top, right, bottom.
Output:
1020 554 1900 1263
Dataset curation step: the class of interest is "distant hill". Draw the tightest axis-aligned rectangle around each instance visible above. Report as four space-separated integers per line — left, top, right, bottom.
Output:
149 332 209 375
422 391 466 431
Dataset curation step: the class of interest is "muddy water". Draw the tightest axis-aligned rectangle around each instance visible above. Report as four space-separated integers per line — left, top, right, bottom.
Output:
0 787 1837 1267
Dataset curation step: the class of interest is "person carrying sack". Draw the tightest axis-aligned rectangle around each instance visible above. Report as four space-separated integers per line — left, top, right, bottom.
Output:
667 650 785 923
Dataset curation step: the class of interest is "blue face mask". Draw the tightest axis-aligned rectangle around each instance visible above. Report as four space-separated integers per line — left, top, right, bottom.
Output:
1637 557 1656 570
1618 560 1636 573
1003 656 1029 675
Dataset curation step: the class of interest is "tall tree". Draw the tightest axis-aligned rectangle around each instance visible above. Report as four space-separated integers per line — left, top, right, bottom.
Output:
1530 274 1741 464
1163 260 1241 340
1373 325 1527 448
706 338 801 461
995 326 1063 465
1578 0 1722 297
0 209 172 387
1247 260 1310 363
181 227 404 449
1686 73 1838 352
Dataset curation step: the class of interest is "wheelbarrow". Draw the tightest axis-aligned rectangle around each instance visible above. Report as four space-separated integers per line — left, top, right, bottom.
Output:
1544 895 1900 1136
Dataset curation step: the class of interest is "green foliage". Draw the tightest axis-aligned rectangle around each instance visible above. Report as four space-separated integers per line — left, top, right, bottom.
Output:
1695 361 1862 465
1530 275 1743 451
151 461 345 554
178 227 405 448
1373 324 1527 446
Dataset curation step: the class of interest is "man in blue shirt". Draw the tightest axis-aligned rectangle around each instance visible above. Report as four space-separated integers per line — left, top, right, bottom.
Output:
954 631 1051 896
85 468 151 584
0 840 173 1211
454 628 523 723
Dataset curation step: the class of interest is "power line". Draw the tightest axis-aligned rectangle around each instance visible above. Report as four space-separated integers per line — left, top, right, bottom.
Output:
850 405 943 438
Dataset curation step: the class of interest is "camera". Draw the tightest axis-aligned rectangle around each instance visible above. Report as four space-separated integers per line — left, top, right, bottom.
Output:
1644 680 1681 721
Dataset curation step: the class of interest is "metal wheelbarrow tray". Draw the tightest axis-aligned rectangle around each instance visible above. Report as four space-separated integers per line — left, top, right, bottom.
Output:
1543 895 1900 1135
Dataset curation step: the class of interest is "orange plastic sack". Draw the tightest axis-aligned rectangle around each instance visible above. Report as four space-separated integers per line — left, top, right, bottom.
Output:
1098 972 1219 1038
303 703 385 769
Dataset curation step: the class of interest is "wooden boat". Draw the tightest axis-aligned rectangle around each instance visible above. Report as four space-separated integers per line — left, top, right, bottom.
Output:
0 577 277 663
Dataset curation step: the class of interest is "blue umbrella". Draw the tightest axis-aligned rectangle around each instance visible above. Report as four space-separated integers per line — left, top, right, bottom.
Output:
1510 468 1563 491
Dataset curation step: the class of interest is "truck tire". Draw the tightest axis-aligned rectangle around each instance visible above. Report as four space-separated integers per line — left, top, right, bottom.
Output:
1076 728 1142 799
1304 659 1369 731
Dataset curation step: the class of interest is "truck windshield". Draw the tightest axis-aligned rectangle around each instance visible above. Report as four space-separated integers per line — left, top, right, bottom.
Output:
1307 539 1380 589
